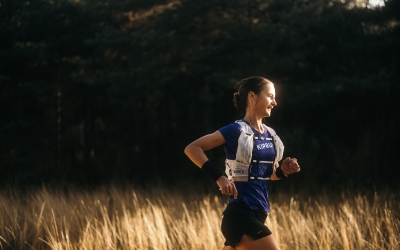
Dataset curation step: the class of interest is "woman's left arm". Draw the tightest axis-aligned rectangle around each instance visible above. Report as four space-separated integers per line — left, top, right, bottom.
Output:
271 157 301 180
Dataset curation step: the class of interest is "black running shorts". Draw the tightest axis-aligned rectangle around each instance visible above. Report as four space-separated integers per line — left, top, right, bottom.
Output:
221 201 272 247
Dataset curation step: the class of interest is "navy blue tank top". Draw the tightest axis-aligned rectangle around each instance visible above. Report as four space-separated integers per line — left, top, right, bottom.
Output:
219 121 276 212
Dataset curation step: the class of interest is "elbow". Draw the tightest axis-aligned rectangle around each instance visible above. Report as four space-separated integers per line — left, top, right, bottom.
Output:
184 143 199 158
184 144 192 156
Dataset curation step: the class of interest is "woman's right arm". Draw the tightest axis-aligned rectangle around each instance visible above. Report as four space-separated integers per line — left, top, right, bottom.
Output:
184 131 238 198
184 130 226 167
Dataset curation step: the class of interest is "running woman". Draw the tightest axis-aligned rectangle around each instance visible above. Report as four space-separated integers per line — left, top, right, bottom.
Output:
184 76 301 250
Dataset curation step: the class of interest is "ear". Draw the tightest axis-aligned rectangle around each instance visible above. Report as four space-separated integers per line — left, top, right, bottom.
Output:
248 91 256 100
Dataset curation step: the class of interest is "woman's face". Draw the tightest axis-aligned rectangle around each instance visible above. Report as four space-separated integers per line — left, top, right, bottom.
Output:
251 83 277 117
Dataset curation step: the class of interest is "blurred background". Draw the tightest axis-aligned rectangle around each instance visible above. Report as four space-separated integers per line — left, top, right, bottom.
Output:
0 0 399 191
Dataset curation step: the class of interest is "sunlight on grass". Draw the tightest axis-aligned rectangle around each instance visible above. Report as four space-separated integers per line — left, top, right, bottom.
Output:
0 185 398 249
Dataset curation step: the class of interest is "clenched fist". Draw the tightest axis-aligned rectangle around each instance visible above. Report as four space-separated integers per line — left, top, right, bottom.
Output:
281 157 301 175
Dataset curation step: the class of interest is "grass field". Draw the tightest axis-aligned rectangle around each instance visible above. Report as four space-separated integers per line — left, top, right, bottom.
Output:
0 184 398 250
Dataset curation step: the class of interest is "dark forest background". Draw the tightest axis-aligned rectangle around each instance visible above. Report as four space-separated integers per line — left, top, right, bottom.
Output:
1 0 399 191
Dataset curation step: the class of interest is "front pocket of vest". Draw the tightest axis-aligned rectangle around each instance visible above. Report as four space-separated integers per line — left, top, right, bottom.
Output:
231 162 249 182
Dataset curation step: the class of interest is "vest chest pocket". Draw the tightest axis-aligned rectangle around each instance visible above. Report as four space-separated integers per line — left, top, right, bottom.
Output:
226 160 250 182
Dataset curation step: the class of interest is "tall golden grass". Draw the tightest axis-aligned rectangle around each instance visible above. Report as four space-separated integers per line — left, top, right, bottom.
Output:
0 184 398 250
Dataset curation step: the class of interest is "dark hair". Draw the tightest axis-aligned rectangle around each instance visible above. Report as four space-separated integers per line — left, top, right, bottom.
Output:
233 76 273 115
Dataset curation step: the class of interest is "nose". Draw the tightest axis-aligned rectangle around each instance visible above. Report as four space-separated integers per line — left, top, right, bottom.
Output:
272 99 277 106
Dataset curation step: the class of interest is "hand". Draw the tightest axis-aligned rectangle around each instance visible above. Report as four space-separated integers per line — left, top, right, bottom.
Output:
216 176 238 199
281 157 301 175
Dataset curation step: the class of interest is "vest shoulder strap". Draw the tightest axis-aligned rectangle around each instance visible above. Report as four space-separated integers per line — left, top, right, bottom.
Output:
263 125 277 136
235 120 253 134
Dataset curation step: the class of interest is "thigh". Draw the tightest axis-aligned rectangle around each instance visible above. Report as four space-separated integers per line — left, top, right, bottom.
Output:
235 234 281 250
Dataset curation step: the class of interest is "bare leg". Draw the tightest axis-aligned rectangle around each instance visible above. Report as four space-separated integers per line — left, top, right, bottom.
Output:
235 234 281 250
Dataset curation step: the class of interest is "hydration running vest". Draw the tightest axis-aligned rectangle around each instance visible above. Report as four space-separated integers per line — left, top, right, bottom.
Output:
225 120 284 182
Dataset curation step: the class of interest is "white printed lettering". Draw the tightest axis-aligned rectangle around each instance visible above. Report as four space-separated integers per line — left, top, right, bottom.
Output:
256 142 273 150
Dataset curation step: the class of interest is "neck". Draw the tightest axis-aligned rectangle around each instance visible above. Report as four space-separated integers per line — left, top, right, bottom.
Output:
243 116 264 133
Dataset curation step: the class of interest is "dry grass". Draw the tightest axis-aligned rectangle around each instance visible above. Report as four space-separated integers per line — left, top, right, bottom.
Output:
0 184 398 250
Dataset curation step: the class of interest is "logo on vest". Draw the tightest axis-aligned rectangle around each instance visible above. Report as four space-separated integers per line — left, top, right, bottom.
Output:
233 169 245 174
256 142 273 150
